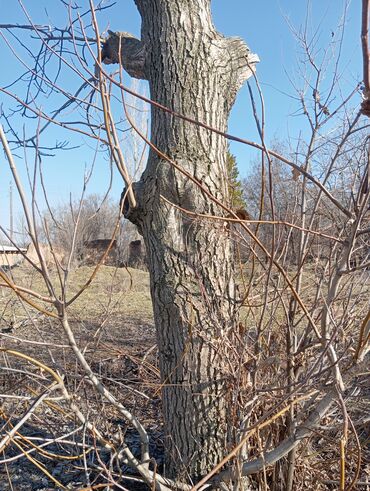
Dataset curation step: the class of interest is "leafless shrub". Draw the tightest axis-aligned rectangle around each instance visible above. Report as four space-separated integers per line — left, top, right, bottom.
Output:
0 1 369 491
43 193 118 265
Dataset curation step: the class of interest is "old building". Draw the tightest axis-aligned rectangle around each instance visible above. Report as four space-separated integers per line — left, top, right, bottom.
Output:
0 245 27 269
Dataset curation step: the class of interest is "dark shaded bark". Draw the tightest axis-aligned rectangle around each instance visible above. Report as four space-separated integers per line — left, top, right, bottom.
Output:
114 0 258 482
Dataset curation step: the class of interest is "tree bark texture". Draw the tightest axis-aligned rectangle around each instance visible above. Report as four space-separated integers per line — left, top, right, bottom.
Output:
116 0 258 483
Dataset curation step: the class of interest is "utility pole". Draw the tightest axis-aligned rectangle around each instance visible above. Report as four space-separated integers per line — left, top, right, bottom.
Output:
9 181 13 243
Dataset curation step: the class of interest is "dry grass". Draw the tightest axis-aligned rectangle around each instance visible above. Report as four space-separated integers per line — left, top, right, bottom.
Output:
0 263 161 490
0 262 369 490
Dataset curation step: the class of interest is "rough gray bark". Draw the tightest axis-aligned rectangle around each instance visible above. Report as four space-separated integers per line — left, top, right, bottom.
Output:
110 0 258 483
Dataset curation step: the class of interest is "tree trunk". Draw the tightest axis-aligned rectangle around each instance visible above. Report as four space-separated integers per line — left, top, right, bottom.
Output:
114 0 258 483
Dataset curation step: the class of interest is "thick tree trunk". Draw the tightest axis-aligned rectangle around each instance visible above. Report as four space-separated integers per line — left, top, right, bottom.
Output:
113 0 258 483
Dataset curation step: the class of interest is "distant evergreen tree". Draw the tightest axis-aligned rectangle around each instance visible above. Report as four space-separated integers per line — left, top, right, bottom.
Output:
226 149 246 209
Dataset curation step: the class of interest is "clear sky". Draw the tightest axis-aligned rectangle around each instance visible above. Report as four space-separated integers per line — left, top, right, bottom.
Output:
0 0 363 240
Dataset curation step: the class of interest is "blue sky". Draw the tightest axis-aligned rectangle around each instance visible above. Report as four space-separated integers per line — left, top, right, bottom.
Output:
0 0 363 238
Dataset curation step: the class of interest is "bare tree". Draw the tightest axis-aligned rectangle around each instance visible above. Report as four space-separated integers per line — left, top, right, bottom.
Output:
105 2 258 480
0 2 369 491
44 193 118 264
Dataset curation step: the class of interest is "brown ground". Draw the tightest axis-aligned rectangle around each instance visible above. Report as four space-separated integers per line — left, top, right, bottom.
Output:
0 263 369 490
0 264 161 490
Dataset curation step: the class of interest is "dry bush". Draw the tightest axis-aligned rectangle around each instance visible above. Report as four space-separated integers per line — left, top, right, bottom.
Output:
0 1 369 490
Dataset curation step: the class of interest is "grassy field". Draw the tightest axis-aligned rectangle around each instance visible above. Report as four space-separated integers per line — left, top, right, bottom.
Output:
0 264 162 490
0 262 369 490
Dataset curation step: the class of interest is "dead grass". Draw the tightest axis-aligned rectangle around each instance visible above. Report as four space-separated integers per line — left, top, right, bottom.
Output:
0 262 369 490
0 263 161 490
1 263 153 322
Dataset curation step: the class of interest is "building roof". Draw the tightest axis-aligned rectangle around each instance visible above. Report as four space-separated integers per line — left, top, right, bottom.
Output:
0 245 27 253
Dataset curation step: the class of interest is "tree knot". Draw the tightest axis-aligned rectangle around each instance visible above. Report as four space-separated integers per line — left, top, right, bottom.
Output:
101 30 148 80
